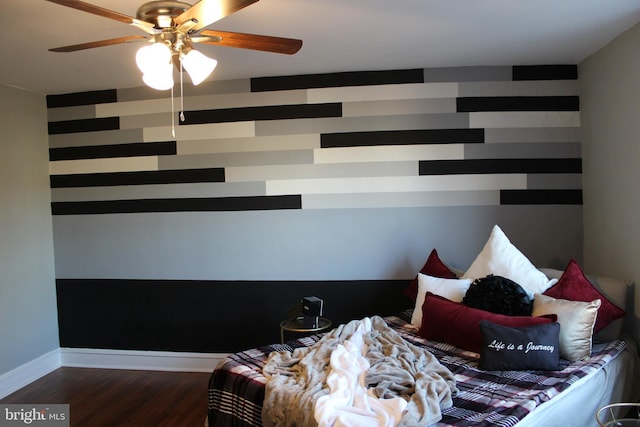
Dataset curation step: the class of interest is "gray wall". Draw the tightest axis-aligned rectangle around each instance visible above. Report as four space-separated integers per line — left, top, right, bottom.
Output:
0 84 58 374
580 22 640 317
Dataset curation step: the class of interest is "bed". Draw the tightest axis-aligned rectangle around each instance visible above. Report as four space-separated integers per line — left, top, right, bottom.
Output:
207 226 639 427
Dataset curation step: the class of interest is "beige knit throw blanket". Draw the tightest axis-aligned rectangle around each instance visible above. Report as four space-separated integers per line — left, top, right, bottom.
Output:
262 316 457 427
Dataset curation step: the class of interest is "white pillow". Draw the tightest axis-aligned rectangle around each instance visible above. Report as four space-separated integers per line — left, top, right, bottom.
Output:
462 225 557 299
532 293 601 362
411 273 472 328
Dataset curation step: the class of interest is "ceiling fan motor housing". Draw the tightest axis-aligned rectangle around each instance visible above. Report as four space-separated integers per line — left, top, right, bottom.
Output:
137 1 191 28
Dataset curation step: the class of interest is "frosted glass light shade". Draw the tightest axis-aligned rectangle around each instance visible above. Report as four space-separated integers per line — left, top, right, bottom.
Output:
136 43 172 74
142 64 174 90
181 49 217 85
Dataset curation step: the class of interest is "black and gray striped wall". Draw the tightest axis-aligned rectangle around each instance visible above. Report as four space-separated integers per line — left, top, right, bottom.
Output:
48 65 583 352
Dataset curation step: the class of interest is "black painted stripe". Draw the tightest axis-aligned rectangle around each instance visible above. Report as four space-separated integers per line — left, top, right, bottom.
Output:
56 278 409 352
46 89 118 108
512 65 578 81
322 128 484 148
500 189 583 205
419 158 581 175
49 141 176 161
251 69 425 92
48 117 120 135
51 195 302 215
180 103 342 125
457 96 579 112
50 168 225 188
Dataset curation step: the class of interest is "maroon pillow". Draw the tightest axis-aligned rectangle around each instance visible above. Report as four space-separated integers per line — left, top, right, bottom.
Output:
404 249 457 300
418 293 557 353
544 259 625 333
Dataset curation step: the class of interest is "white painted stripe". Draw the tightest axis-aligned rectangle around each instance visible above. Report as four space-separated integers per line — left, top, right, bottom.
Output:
470 111 581 128
96 97 172 117
143 121 255 142
313 144 464 164
177 134 320 155
96 90 308 117
49 156 159 175
59 348 227 373
0 350 61 399
302 190 500 209
307 82 459 104
226 161 417 182
266 174 527 195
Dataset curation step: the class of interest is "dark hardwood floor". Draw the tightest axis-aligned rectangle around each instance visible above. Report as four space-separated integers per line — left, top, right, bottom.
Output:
0 367 211 427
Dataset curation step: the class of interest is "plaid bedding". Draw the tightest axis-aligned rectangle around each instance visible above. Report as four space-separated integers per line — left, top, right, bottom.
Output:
207 315 627 427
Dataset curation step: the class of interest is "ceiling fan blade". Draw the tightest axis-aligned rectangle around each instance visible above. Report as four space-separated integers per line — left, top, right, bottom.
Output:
46 0 157 34
175 0 259 32
49 35 148 53
197 30 302 54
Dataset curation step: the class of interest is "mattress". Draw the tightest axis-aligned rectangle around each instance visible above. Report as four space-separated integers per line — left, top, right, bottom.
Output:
207 314 636 427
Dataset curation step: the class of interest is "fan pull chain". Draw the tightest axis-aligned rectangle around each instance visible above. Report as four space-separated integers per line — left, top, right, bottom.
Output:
179 60 185 122
171 84 175 138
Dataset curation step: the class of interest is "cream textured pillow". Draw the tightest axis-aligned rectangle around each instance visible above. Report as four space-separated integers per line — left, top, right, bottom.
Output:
532 293 601 362
463 225 557 299
410 273 472 328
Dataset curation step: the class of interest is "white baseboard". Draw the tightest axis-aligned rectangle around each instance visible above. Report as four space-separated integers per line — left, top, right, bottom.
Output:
60 348 229 373
1 348 229 399
0 349 61 399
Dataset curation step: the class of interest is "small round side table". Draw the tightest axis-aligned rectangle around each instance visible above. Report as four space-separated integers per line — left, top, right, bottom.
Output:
280 316 331 343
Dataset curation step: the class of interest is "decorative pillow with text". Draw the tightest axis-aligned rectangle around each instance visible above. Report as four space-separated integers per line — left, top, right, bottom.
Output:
479 320 560 371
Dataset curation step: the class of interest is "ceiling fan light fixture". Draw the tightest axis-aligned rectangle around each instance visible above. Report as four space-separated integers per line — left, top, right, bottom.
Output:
136 42 172 74
181 49 218 86
142 64 174 90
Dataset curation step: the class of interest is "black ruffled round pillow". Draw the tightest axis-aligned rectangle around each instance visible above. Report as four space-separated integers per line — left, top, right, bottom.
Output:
462 275 532 316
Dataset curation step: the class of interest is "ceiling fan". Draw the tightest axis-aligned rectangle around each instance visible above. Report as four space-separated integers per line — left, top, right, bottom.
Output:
47 0 303 89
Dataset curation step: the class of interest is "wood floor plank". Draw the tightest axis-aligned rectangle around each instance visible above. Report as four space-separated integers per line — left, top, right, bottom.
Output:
0 368 211 427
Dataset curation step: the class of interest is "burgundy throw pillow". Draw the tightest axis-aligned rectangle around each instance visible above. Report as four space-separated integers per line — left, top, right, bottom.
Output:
419 292 556 353
543 259 625 333
404 249 457 300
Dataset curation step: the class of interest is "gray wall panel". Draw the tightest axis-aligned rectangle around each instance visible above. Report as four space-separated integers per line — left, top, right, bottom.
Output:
459 80 580 97
117 78 251 101
1 85 59 374
51 205 581 280
423 67 512 82
158 149 314 169
255 113 470 136
51 181 266 202
527 174 582 189
48 128 144 148
343 98 456 117
47 104 96 122
484 127 581 143
120 112 173 129
302 190 500 209
225 161 417 182
464 142 581 159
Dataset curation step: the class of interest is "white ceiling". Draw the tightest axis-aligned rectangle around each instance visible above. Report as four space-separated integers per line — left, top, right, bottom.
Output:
2 0 640 95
